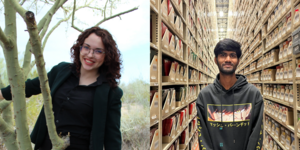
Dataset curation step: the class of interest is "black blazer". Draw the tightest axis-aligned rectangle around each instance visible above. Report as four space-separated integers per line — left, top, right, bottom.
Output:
1 62 123 150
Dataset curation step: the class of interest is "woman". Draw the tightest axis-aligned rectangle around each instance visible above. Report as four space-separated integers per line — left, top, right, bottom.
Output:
0 27 123 150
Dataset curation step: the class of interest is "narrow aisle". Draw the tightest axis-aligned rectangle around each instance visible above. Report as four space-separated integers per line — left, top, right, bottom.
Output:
150 0 217 150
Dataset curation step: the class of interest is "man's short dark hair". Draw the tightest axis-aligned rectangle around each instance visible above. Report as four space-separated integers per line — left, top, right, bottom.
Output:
214 38 242 59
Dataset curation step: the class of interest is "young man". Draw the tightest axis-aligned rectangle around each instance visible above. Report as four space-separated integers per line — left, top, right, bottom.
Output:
197 39 263 150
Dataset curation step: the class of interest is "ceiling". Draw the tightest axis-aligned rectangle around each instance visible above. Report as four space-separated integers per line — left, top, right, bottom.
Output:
215 0 229 40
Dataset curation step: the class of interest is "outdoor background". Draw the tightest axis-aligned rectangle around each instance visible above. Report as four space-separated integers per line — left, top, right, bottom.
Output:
0 0 149 149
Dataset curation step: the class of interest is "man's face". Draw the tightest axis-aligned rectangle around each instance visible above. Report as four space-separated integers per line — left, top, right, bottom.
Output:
215 50 239 75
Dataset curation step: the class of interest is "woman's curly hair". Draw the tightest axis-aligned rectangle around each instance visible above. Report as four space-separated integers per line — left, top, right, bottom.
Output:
70 27 122 88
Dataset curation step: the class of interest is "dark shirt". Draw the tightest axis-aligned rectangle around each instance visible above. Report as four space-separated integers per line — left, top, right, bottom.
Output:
40 64 105 149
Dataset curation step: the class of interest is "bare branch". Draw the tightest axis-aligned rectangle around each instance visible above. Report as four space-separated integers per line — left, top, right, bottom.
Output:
39 14 52 40
25 10 70 149
37 0 67 32
104 0 109 18
45 3 93 48
23 0 67 72
94 6 138 27
30 60 35 69
0 115 18 150
61 5 69 15
22 41 32 74
86 5 103 11
71 0 83 32
0 75 4 88
24 60 36 79
0 101 10 113
9 0 26 18
0 27 9 48
109 0 113 16
42 15 71 51
19 0 25 5
4 0 32 149
2 103 13 130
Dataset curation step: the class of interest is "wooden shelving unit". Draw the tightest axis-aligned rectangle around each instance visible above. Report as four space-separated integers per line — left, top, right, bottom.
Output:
233 0 300 149
150 0 218 149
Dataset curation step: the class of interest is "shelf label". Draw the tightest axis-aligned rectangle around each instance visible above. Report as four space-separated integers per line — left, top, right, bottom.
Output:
153 64 157 71
152 115 157 119
289 94 293 103
154 141 159 149
296 68 300 77
151 76 156 80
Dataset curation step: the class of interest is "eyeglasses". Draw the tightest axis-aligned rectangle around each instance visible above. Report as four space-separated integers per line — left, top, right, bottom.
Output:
80 45 105 57
218 53 237 59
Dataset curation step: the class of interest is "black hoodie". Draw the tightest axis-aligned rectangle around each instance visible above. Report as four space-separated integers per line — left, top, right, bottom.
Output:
196 74 264 150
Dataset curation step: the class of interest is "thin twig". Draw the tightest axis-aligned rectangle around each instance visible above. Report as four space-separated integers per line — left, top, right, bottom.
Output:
94 6 138 27
71 0 83 32
104 0 109 19
42 14 72 51
19 0 26 5
0 27 9 48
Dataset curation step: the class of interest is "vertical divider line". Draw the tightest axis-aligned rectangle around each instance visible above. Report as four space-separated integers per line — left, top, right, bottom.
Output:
157 0 162 149
290 1 299 150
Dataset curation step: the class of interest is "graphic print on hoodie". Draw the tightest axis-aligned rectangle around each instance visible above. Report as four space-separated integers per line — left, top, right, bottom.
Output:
196 74 264 150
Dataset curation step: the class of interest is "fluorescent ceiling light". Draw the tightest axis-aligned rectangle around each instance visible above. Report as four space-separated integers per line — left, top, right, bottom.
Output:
219 11 224 17
220 28 224 32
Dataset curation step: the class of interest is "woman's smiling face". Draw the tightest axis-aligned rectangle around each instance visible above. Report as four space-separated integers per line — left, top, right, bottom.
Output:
80 33 106 73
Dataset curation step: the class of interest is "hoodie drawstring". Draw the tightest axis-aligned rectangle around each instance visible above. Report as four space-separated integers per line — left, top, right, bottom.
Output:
233 89 235 144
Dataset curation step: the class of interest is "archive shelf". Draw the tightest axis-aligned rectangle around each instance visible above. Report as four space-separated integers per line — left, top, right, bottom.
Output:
261 1 280 26
265 130 287 150
263 81 294 84
265 112 294 133
161 115 197 150
234 0 300 149
264 33 293 53
150 0 217 149
264 96 294 108
266 10 292 36
151 43 159 50
263 58 293 69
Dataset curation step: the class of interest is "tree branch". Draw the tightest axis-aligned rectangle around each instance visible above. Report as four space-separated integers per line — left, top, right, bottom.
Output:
42 15 72 52
0 78 13 126
94 6 138 27
0 101 10 113
0 27 9 48
86 5 103 11
44 3 91 49
104 0 109 19
23 0 67 74
0 76 4 88
26 11 70 149
71 0 83 32
39 14 52 40
2 102 13 126
22 41 33 75
4 0 31 149
0 116 18 150
11 1 70 146
19 0 25 6
23 60 36 79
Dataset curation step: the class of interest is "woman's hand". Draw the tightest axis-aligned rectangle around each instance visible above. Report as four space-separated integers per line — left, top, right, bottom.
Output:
0 90 4 100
